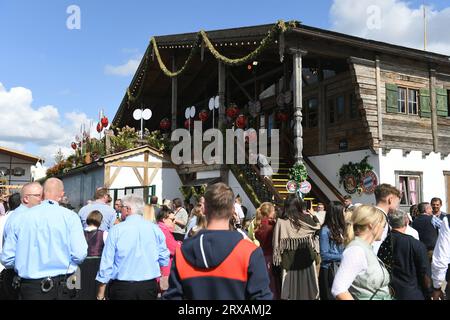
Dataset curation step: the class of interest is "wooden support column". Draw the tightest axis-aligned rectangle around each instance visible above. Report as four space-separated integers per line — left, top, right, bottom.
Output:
218 62 226 131
318 61 326 154
376 56 383 142
171 55 178 131
290 48 307 163
430 68 439 152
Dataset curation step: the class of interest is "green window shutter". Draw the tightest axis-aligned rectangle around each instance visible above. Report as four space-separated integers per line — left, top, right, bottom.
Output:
419 88 431 118
386 83 399 113
436 88 448 117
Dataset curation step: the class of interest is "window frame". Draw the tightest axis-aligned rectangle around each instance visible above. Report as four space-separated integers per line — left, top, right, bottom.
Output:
397 87 419 115
395 171 423 209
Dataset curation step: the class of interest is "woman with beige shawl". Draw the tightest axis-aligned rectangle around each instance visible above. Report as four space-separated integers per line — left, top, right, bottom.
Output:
273 195 321 300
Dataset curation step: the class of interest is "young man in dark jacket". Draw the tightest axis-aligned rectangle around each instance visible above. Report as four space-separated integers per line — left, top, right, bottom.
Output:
163 183 272 300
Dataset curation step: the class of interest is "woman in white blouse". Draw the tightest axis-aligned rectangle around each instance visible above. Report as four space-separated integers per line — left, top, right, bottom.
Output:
331 205 392 300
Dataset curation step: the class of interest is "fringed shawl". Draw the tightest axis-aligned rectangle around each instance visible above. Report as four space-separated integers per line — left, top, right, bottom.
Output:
273 216 321 266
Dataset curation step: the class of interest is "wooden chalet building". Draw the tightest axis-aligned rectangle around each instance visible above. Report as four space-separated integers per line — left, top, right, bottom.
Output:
112 21 450 212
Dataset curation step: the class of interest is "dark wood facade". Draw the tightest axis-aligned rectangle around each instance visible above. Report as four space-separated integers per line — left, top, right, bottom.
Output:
113 23 450 159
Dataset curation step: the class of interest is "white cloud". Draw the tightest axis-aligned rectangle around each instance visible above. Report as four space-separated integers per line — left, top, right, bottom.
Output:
104 56 142 76
330 0 450 55
0 83 97 166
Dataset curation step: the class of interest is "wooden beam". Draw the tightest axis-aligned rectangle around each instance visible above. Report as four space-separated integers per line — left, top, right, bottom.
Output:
228 71 252 101
429 68 439 152
132 167 145 186
171 55 178 131
108 167 122 188
144 152 149 186
109 161 174 168
290 48 307 163
104 165 111 188
148 167 160 185
318 60 327 154
375 57 383 141
218 62 226 130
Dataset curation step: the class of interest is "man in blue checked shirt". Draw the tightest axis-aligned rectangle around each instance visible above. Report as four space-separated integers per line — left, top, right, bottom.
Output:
96 194 169 300
0 178 88 300
78 187 117 231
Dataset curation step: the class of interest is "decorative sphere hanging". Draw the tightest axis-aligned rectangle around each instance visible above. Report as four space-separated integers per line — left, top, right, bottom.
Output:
96 122 102 133
276 110 289 122
199 109 209 122
101 116 109 128
226 103 239 118
160 118 171 130
235 114 247 129
71 142 77 150
184 119 193 129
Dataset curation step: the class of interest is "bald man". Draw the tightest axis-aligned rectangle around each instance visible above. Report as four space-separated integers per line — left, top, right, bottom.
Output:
0 178 87 300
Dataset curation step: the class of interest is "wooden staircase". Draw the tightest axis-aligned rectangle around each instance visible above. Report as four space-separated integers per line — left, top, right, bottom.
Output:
271 158 293 201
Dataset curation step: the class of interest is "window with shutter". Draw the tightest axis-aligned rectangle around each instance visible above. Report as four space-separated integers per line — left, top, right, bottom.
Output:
436 87 448 117
386 83 399 113
419 88 431 118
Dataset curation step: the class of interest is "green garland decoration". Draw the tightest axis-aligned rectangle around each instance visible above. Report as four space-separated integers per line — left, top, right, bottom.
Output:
338 156 373 187
150 20 298 78
151 35 202 78
289 162 308 184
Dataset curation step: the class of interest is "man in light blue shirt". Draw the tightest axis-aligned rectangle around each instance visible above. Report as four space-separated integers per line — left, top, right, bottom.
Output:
96 194 169 300
2 182 43 246
78 187 117 231
1 178 87 300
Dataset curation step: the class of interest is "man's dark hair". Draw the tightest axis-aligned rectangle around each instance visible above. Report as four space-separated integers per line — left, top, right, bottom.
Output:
374 183 401 203
150 196 158 205
8 193 21 211
431 197 442 205
418 202 430 214
86 210 103 228
343 195 352 200
204 183 235 220
173 198 183 209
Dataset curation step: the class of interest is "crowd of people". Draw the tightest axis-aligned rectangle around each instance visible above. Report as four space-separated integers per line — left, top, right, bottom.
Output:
0 178 449 300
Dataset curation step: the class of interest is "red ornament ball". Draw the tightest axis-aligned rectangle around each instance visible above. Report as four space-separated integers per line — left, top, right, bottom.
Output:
276 111 289 122
101 116 109 128
96 122 102 133
71 142 77 150
235 114 247 129
226 104 239 118
184 119 193 129
199 110 209 122
160 118 171 130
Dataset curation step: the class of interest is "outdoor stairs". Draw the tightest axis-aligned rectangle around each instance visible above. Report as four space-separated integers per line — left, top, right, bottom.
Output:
270 158 291 201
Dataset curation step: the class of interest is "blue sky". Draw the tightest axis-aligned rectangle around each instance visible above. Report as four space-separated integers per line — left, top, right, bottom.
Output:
0 0 449 164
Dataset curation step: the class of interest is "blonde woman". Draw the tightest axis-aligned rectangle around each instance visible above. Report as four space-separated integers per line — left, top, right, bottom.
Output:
248 202 280 299
331 205 392 300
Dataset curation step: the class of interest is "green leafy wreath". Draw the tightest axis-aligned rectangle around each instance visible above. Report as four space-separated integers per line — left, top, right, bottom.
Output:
289 162 308 184
338 156 373 188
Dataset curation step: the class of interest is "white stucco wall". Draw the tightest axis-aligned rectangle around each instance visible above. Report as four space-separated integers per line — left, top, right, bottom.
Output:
379 149 450 212
309 149 380 205
228 171 257 216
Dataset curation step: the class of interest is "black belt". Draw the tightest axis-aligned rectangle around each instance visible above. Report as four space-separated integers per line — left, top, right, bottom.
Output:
111 279 156 284
21 274 74 293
